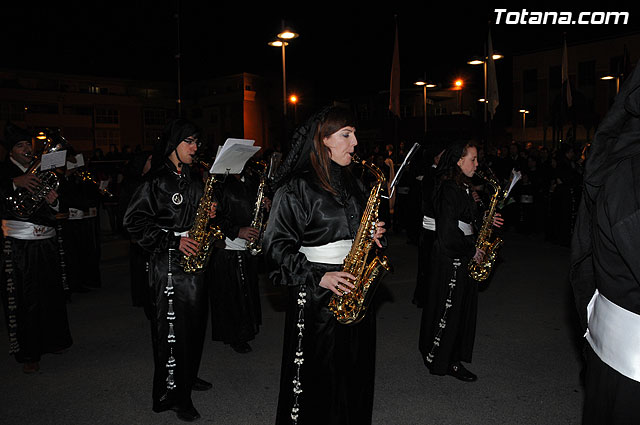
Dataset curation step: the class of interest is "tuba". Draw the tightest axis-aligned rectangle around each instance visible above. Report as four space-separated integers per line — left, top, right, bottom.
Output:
8 130 71 219
246 160 268 256
180 161 224 273
328 154 392 325
468 170 506 281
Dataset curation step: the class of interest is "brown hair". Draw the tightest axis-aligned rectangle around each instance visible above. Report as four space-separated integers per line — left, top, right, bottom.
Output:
310 106 355 194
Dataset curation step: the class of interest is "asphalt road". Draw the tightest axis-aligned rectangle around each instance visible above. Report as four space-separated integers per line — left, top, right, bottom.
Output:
0 230 584 424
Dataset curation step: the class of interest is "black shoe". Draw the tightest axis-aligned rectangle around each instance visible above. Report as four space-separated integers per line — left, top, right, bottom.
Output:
175 405 201 422
447 362 477 382
231 342 252 353
192 377 212 391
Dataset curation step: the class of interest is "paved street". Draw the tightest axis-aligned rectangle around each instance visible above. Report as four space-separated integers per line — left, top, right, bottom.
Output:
0 230 584 424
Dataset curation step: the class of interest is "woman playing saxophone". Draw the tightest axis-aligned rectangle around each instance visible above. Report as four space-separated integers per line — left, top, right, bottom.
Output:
418 140 502 383
264 106 385 425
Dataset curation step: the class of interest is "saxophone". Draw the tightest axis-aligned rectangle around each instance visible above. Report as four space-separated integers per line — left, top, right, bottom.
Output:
468 171 506 281
328 154 392 325
180 161 224 273
246 160 268 256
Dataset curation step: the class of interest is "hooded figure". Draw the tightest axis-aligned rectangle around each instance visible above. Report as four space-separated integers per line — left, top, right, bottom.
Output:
1 122 72 374
418 139 484 382
263 105 386 425
123 118 212 422
570 61 640 424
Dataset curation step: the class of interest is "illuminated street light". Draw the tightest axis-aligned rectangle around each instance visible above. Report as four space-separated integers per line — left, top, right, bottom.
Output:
600 74 620 94
269 27 299 116
519 109 530 143
289 94 299 122
454 79 464 113
414 78 436 134
468 52 504 123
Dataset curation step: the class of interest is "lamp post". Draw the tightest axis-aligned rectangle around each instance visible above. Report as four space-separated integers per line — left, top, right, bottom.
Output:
454 79 464 113
269 29 299 117
289 94 298 123
600 74 620 95
414 78 436 134
467 53 503 123
519 109 530 143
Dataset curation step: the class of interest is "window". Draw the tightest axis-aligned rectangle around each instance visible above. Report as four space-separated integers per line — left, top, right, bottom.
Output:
63 105 93 116
549 66 561 89
26 103 59 114
523 69 537 93
96 108 119 124
144 109 166 126
578 61 596 87
95 129 120 147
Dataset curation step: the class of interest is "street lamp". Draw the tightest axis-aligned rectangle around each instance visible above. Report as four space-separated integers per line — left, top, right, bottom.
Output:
454 79 464 113
600 74 620 95
414 79 436 134
269 28 299 116
289 94 298 123
467 53 503 123
519 109 530 143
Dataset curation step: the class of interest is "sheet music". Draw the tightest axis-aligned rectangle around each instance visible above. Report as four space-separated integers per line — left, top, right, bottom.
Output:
506 168 522 198
40 150 67 171
382 142 421 199
210 138 261 174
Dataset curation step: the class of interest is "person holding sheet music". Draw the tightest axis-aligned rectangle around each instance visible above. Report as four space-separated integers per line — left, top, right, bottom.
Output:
0 122 72 374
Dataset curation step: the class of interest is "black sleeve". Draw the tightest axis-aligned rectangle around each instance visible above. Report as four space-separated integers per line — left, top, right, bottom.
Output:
123 180 181 253
263 184 322 287
436 183 476 259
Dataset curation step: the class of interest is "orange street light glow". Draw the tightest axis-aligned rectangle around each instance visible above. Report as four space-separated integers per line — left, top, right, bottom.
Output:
289 95 298 104
278 30 299 40
268 40 288 47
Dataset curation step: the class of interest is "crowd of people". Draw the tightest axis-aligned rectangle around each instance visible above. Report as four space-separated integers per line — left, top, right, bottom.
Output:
0 85 635 424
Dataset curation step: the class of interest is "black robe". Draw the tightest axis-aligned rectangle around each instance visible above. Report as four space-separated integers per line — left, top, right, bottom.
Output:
0 160 72 363
209 172 262 346
413 164 437 308
418 179 479 375
123 163 208 411
574 155 640 424
264 163 376 425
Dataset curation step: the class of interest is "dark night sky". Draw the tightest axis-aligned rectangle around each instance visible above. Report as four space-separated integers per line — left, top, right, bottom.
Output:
3 3 639 109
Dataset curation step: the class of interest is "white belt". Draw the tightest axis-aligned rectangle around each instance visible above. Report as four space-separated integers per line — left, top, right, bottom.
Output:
2 220 56 240
299 239 352 265
458 221 474 236
520 195 534 204
68 208 85 220
162 229 189 237
225 237 248 251
422 216 436 231
586 289 640 382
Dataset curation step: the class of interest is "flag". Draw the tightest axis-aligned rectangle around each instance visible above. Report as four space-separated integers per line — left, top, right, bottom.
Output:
562 38 572 108
486 29 499 118
389 21 400 117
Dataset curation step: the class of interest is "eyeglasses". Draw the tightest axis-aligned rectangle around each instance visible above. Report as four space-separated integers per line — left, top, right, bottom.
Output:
183 137 199 146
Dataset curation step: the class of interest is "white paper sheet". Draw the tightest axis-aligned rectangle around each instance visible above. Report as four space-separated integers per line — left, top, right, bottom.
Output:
210 138 261 175
40 150 67 171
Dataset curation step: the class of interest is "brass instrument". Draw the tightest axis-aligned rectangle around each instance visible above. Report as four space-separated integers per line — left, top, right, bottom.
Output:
180 161 224 273
8 130 71 219
468 171 506 281
246 160 268 256
328 154 392 325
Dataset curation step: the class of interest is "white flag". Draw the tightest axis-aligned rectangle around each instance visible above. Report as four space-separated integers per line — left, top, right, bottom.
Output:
487 30 499 118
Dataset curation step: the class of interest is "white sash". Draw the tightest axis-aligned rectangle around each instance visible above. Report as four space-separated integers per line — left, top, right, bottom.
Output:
586 289 640 382
458 221 474 236
422 216 436 231
68 208 85 220
2 220 56 240
299 239 352 265
225 237 248 251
